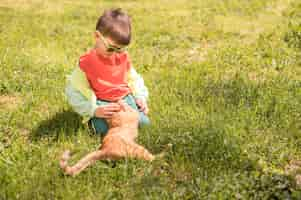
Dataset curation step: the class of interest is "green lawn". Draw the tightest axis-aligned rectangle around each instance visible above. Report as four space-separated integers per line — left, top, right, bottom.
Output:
0 0 301 199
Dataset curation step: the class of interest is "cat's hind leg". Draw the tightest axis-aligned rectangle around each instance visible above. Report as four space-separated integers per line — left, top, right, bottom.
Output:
126 143 155 161
60 150 73 174
60 150 108 176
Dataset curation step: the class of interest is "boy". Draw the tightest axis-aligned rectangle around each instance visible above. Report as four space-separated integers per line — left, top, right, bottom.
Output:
65 8 150 135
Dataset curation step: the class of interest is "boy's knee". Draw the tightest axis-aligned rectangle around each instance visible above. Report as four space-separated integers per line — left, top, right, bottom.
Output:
89 118 109 136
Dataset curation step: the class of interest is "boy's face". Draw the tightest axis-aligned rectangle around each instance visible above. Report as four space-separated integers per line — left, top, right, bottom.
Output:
94 31 126 56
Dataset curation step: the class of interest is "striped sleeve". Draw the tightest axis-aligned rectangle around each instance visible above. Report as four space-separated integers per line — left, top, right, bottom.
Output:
128 67 149 102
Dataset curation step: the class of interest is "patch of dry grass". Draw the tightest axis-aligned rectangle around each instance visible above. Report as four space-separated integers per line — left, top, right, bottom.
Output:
0 95 21 111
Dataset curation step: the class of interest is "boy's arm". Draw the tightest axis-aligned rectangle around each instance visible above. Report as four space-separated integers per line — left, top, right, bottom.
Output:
65 83 97 119
128 67 149 103
65 68 105 122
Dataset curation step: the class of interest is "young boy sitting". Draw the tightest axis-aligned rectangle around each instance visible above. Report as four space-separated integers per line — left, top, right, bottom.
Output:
65 8 150 136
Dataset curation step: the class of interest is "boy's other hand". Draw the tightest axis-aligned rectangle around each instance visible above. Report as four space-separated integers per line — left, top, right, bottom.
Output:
135 99 149 115
94 103 121 118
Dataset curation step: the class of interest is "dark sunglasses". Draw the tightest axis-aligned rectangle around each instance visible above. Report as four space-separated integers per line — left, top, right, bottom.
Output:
100 34 127 53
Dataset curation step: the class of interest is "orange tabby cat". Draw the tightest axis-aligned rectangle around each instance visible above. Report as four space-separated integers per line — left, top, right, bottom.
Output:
60 102 156 176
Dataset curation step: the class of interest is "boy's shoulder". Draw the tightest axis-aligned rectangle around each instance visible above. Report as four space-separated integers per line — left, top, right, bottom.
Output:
78 49 97 71
78 50 131 71
79 49 95 62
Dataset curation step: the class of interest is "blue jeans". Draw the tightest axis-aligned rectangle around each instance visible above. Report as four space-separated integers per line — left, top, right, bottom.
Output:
90 94 150 136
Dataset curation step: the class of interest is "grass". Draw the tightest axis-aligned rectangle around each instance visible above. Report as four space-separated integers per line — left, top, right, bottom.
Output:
0 0 301 199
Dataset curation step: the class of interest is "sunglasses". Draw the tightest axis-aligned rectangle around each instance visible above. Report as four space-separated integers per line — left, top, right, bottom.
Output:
99 34 126 53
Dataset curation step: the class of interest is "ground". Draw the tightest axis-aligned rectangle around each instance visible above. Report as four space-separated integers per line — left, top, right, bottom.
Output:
0 0 301 199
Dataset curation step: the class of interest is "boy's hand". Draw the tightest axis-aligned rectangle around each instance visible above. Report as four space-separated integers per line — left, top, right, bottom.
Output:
94 103 121 118
135 99 149 115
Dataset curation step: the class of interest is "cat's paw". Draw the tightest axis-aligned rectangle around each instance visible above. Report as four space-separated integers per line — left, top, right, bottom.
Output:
62 150 71 161
154 143 173 160
162 143 173 153
60 150 71 169
166 143 173 149
155 152 166 159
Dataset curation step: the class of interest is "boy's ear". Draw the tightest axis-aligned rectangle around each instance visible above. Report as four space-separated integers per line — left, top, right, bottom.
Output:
94 31 101 39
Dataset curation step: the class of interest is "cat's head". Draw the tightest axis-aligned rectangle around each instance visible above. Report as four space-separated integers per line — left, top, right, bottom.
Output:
107 102 139 128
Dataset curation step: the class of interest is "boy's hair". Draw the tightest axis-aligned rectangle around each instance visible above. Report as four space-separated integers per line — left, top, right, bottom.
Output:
96 8 131 46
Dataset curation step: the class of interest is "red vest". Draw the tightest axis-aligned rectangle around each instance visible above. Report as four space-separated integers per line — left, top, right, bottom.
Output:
79 49 131 101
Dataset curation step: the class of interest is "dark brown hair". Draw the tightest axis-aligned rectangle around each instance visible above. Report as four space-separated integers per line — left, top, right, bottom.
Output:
96 8 131 46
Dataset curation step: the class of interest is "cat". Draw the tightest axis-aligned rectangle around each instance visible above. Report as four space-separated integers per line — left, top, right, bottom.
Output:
60 102 158 176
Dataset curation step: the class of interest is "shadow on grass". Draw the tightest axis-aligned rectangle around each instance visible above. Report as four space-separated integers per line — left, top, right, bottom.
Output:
131 75 301 198
151 123 253 169
133 123 299 199
30 110 84 141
